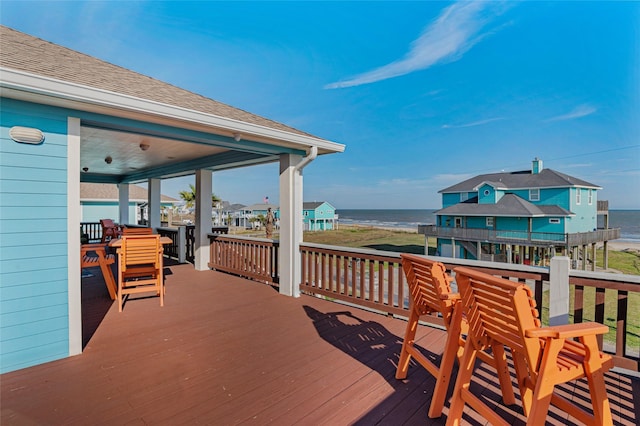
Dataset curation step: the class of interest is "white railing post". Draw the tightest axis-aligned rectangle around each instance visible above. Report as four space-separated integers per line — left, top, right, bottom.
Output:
549 256 570 325
178 226 187 264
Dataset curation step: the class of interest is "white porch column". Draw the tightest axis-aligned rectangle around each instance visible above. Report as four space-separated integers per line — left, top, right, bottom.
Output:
549 256 570 326
194 169 212 270
118 183 129 225
148 178 161 229
279 153 304 297
67 117 82 356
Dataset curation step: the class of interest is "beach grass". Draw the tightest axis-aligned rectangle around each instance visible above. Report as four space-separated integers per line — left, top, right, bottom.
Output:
304 226 433 255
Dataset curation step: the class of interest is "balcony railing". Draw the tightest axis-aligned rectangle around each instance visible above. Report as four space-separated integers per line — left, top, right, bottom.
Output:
418 224 621 247
207 235 639 372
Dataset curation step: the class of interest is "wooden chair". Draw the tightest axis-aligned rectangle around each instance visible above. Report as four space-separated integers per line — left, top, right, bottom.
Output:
447 266 613 426
117 235 164 312
122 227 153 235
100 219 122 243
396 254 515 418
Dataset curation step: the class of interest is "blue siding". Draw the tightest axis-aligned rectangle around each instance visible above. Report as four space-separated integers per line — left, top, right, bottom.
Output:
567 188 598 233
540 187 569 209
0 98 70 373
81 201 137 223
441 193 459 208
477 185 495 204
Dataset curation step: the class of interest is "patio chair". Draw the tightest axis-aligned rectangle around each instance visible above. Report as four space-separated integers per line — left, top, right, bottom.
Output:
395 254 515 418
117 234 164 312
447 266 613 426
122 227 153 235
100 219 122 243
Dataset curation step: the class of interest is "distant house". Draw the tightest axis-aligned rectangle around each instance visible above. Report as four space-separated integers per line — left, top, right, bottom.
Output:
80 183 179 224
240 201 336 231
242 203 279 229
421 158 619 266
303 201 336 231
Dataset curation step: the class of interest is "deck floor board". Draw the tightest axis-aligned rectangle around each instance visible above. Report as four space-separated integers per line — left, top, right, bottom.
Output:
1 262 638 425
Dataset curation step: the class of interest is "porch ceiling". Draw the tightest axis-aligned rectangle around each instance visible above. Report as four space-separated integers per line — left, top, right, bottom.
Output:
79 124 278 184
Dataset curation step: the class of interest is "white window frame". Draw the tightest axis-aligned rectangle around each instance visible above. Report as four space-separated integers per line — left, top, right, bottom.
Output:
588 189 593 205
576 188 581 205
486 217 494 227
549 218 560 224
529 188 540 201
454 217 463 228
460 192 468 202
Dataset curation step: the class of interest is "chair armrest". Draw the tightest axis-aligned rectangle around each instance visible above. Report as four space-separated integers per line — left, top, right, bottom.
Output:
440 293 460 301
525 322 609 339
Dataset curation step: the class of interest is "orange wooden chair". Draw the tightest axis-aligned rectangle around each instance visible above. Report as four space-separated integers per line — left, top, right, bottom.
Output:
447 266 613 426
100 219 122 243
117 234 164 312
396 254 515 418
122 227 153 235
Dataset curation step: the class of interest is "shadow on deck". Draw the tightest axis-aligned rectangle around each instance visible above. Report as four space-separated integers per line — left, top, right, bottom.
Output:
2 262 639 425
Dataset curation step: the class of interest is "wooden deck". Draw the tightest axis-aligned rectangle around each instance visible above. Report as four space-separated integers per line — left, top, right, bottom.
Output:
2 261 639 425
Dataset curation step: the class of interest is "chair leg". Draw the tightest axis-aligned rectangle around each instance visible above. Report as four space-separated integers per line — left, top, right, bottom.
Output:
526 339 564 425
512 351 533 416
445 339 478 426
396 308 420 380
491 343 516 405
582 336 613 425
428 303 463 418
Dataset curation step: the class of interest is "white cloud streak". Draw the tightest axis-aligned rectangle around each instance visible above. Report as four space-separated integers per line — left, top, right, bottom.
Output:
325 1 506 89
545 104 597 122
442 117 506 129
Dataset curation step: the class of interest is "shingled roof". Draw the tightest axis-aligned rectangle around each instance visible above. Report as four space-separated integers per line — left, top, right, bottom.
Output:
0 25 313 138
440 168 601 193
436 193 573 217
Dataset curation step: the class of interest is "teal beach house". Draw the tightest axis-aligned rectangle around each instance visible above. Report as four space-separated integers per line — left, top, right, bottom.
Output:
303 201 336 231
0 26 344 373
421 158 619 267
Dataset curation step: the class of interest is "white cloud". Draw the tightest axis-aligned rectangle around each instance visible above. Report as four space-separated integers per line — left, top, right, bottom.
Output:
442 117 506 129
545 104 597 122
325 1 508 89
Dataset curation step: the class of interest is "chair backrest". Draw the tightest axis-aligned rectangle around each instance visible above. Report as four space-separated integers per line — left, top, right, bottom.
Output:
401 253 456 326
122 227 153 235
120 235 161 273
454 266 542 369
100 218 117 229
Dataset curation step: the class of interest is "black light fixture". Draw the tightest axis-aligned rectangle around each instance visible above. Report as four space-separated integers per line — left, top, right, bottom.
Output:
105 156 113 164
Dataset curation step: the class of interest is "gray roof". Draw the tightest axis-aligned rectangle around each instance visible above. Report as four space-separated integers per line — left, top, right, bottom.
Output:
0 25 314 138
440 168 601 193
436 194 573 217
303 201 333 210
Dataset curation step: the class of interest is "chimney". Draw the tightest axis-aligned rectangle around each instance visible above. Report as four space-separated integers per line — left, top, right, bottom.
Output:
532 157 543 174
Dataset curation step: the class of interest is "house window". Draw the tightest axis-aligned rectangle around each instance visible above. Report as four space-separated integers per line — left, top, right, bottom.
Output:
529 188 540 201
454 217 462 228
460 192 468 202
304 211 309 217
588 189 593 205
549 218 560 224
576 189 581 205
483 189 490 196
486 217 494 227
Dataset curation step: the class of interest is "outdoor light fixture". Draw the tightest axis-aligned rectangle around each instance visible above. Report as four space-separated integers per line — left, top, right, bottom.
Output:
9 126 44 144
105 156 113 164
233 133 242 142
139 143 150 151
82 167 89 172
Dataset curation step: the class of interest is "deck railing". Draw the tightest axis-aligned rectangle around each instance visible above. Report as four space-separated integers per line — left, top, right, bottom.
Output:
208 234 278 283
298 242 639 372
418 224 621 247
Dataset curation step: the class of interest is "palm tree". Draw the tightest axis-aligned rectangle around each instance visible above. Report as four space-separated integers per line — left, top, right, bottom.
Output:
179 184 220 209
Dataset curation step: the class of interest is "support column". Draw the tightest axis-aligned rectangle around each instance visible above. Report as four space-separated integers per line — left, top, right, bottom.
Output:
118 183 129 225
591 243 597 271
549 256 570 326
603 241 609 270
279 153 304 297
67 117 82 356
194 169 212 271
582 244 587 270
148 178 161 229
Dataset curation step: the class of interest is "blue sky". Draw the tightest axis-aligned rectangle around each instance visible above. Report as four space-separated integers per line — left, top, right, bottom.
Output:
2 1 639 209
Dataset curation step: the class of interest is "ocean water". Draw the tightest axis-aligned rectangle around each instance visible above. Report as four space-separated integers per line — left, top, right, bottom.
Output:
336 209 640 242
